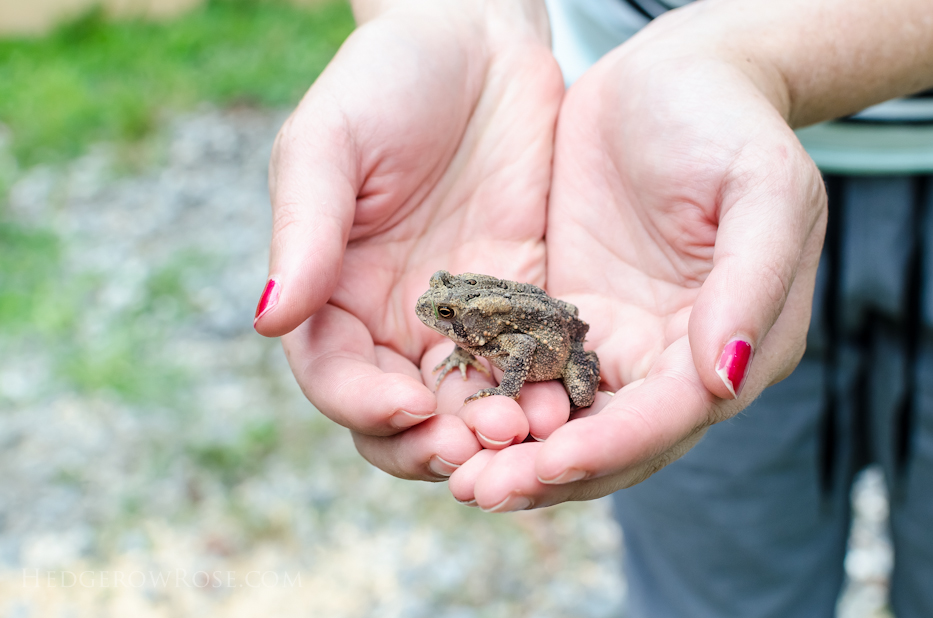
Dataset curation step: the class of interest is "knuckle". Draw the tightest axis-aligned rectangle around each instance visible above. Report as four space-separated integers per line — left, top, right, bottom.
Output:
271 202 306 239
756 260 792 322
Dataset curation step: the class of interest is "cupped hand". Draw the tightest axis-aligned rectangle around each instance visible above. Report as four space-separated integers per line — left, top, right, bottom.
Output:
453 15 829 511
255 2 567 479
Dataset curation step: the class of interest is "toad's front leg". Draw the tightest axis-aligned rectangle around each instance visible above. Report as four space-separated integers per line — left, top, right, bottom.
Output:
464 334 537 403
433 345 490 388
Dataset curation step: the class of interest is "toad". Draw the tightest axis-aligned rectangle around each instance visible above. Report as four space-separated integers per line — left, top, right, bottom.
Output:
415 270 600 408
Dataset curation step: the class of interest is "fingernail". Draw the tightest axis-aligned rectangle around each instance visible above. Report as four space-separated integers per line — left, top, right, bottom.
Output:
529 433 546 442
428 455 460 477
716 338 754 399
475 430 513 449
456 498 478 508
389 409 435 429
538 468 586 485
482 494 532 513
253 278 280 325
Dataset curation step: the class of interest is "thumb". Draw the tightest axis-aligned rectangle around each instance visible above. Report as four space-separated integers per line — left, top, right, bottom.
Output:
689 146 826 400
253 105 359 337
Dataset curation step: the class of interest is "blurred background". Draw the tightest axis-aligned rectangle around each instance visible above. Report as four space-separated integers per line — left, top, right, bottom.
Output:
0 1 893 616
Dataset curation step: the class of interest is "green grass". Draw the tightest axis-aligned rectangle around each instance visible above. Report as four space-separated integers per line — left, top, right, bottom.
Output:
0 0 355 167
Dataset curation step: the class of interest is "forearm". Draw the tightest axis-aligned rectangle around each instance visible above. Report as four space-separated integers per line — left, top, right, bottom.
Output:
637 0 933 128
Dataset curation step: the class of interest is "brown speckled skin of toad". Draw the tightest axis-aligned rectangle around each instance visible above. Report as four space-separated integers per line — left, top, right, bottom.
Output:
415 270 600 408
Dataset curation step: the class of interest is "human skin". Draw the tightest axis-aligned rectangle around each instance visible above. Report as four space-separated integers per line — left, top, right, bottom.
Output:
256 0 933 509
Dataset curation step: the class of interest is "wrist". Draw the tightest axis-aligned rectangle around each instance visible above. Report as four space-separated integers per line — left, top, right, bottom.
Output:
616 2 793 124
351 0 550 47
624 0 933 128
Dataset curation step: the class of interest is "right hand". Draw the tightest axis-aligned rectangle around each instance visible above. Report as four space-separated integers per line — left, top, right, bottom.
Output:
254 1 566 480
447 7 829 510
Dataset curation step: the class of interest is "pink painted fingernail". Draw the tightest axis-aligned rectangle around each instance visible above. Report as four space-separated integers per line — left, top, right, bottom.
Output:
538 468 586 485
254 278 280 326
716 338 753 399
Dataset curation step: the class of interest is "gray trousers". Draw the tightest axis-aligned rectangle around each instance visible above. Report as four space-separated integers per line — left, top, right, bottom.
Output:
612 176 933 617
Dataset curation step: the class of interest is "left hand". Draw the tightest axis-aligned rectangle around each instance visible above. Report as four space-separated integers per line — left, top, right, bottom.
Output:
259 0 572 482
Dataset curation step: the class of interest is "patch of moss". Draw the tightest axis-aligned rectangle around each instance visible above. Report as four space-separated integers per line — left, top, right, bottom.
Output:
0 222 68 332
60 335 192 404
190 420 280 486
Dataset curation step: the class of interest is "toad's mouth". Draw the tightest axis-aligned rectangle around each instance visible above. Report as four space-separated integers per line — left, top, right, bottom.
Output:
424 317 468 344
436 324 466 343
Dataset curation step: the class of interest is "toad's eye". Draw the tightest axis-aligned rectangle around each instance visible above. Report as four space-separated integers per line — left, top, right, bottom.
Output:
464 279 477 286
437 305 456 319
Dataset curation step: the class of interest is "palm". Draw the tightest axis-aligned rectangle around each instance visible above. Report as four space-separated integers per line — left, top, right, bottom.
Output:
295 20 559 360
547 59 732 388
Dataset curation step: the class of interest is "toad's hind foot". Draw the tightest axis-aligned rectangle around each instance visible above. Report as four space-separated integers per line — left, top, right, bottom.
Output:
464 386 512 404
563 348 600 409
433 346 490 388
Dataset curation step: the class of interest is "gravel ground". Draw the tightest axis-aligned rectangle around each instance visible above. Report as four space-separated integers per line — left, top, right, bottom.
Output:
0 107 893 617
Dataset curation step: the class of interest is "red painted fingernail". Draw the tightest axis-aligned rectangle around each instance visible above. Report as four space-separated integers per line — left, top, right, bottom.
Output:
254 278 280 326
716 338 753 399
